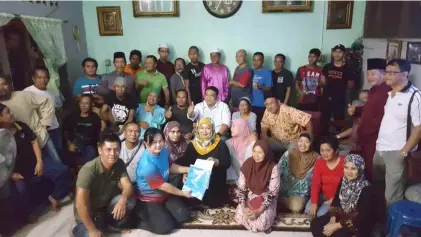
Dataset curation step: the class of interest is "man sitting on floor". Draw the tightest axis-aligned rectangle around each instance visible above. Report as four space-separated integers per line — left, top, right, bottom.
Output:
261 97 313 154
73 134 136 237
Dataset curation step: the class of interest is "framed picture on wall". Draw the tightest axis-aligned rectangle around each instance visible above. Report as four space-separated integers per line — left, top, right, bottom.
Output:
262 0 312 13
326 0 354 29
132 0 179 17
406 42 421 64
97 6 123 36
386 40 402 60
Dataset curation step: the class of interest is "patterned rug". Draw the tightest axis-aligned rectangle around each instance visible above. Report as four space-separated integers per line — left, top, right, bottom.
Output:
181 206 311 231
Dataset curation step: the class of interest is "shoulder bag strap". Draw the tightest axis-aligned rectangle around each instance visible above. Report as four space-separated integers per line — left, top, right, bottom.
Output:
125 144 142 167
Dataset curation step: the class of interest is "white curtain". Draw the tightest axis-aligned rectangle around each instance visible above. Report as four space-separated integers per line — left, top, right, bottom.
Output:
21 15 66 107
0 13 14 76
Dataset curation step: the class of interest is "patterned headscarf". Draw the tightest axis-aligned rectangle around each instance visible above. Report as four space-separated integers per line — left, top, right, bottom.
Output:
192 118 220 155
163 121 187 162
339 154 370 213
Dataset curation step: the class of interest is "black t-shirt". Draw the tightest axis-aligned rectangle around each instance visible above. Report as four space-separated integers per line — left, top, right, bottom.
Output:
63 112 101 146
183 62 205 104
272 69 293 102
322 63 355 99
13 122 37 177
170 105 193 135
105 93 137 126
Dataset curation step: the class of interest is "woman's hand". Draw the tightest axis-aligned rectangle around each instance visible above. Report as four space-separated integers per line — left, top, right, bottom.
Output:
182 173 187 183
324 199 333 205
67 142 76 152
323 223 341 236
250 207 264 220
309 203 318 216
10 173 24 181
207 157 219 167
182 190 193 198
34 161 43 177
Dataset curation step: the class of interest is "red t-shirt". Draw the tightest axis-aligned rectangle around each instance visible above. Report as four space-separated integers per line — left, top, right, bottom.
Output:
295 65 322 104
310 156 345 204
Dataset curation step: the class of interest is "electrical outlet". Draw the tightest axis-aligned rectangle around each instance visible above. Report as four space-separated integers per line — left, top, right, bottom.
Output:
104 59 111 67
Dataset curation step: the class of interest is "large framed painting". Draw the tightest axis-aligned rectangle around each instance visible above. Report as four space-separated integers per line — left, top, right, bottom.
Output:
96 6 123 36
326 0 354 29
386 40 402 60
132 0 179 17
262 0 312 13
406 42 421 64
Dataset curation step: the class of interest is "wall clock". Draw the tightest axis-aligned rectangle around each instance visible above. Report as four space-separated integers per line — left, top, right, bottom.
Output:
203 0 242 18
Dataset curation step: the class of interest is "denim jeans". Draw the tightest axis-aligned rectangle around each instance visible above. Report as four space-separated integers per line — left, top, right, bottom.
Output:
304 195 330 217
48 128 63 155
42 137 62 164
72 195 136 237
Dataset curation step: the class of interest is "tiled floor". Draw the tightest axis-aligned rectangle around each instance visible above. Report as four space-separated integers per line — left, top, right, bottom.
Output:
15 203 312 237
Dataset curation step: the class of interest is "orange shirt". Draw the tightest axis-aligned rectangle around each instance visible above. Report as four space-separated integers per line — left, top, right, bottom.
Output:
124 64 144 78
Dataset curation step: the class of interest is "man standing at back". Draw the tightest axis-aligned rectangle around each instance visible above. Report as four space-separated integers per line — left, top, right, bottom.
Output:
201 48 230 103
374 59 421 206
272 54 293 105
184 46 205 104
124 50 144 78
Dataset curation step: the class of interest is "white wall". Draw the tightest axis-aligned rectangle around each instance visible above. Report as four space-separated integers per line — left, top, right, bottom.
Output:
362 38 421 89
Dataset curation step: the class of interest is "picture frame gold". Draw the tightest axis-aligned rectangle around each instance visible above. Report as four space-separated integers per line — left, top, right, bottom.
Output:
96 6 123 36
132 0 179 17
262 0 312 13
386 39 402 60
326 0 354 29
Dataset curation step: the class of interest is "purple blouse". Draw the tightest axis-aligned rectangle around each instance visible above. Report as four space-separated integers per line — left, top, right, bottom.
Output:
201 64 230 102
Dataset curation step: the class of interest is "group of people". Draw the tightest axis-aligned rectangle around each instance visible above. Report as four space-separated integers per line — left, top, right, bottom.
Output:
0 41 420 237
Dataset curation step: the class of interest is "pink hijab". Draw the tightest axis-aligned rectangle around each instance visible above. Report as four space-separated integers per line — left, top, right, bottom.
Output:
231 119 252 163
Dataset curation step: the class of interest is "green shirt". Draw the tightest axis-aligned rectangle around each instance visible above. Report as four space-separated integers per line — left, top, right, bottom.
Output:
136 70 168 103
73 157 128 221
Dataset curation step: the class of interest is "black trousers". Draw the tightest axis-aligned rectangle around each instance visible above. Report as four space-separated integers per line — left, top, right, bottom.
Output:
136 195 190 235
310 215 354 237
297 102 319 112
252 106 266 135
320 96 346 135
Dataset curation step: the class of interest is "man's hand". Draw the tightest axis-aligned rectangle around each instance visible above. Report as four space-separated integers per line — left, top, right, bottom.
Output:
68 142 76 152
309 203 318 216
34 161 43 177
139 121 149 129
207 157 219 167
164 107 172 119
297 90 305 97
111 198 127 220
187 102 195 117
324 199 333 205
347 104 355 116
260 133 269 141
323 223 340 236
88 229 104 237
183 173 188 183
10 173 24 181
253 82 259 89
182 190 193 198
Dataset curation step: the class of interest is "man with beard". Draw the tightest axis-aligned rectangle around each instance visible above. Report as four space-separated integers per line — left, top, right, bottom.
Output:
136 55 170 107
97 52 134 98
124 50 144 78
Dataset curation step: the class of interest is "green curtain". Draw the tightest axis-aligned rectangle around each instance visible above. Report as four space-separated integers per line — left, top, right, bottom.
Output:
21 15 66 107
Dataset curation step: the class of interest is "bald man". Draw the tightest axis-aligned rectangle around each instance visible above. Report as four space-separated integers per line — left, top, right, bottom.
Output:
230 49 253 107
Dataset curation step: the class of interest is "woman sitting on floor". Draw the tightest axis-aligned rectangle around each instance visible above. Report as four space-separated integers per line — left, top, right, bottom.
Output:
235 140 280 233
177 117 231 208
163 121 188 187
135 128 192 235
305 136 344 217
278 133 318 213
63 94 101 169
311 154 373 237
226 119 256 182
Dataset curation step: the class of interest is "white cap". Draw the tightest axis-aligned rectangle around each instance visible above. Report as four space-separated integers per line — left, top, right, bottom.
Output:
210 47 220 53
159 43 169 49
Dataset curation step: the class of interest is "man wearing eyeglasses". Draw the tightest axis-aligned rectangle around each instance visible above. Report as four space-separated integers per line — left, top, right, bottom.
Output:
347 58 389 181
374 59 421 206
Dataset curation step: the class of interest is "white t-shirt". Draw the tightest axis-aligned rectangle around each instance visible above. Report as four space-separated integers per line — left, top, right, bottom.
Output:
23 85 60 130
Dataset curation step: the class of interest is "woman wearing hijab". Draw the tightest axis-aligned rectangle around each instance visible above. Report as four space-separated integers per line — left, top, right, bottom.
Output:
164 121 188 187
278 133 318 213
310 154 373 237
226 119 256 182
235 140 280 233
176 117 231 208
